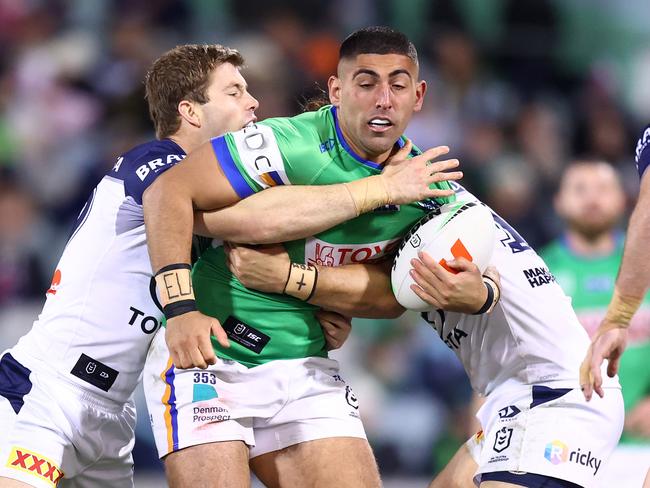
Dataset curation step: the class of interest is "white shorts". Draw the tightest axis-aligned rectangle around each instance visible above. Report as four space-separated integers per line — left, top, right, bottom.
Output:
144 330 366 459
0 350 136 488
466 384 624 487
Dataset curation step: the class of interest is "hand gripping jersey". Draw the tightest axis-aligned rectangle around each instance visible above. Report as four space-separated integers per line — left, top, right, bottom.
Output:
192 105 454 367
422 183 615 396
11 139 185 404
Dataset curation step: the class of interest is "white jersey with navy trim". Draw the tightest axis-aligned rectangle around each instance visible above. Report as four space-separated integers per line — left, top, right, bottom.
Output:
12 139 185 404
422 183 615 396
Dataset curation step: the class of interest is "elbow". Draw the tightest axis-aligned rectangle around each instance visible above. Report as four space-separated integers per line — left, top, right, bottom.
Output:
381 301 406 319
359 298 405 319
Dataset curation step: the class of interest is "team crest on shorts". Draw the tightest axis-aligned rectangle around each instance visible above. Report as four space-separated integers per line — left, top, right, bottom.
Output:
6 447 64 486
345 385 359 409
493 427 513 453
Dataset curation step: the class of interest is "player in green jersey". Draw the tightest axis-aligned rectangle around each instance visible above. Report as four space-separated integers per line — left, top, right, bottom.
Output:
542 159 650 486
143 26 489 488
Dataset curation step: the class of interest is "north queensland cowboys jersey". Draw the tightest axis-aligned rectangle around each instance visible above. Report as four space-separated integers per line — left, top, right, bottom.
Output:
12 139 185 404
422 182 618 396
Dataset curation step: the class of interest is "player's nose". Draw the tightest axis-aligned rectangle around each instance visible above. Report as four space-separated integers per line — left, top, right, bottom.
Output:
375 85 392 110
247 92 259 112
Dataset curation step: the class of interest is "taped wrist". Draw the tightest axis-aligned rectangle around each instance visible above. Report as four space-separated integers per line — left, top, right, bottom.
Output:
344 175 392 216
155 263 197 319
603 288 643 328
283 263 318 301
474 275 501 315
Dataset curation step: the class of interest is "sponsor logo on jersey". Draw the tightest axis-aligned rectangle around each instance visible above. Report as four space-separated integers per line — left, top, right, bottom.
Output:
231 124 289 189
128 306 162 335
46 269 62 295
544 440 601 475
305 237 400 267
523 267 556 288
70 353 119 392
319 138 336 153
222 316 270 354
493 427 513 453
135 154 184 181
192 404 230 424
498 405 521 419
6 447 64 486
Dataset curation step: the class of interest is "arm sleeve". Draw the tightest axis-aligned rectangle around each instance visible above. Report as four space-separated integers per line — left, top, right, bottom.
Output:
121 148 186 204
209 118 319 197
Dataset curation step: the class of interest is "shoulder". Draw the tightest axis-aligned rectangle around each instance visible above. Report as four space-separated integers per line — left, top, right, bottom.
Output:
111 139 187 204
112 139 186 178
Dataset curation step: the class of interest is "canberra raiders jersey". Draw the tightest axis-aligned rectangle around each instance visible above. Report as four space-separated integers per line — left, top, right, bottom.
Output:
421 183 612 397
193 105 454 367
12 139 185 403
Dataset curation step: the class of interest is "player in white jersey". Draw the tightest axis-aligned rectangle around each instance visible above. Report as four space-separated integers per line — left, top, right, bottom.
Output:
227 181 624 488
0 43 448 488
0 44 261 488
417 183 624 488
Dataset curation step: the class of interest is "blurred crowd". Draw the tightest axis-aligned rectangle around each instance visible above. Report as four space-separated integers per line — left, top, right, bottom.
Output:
2 0 650 481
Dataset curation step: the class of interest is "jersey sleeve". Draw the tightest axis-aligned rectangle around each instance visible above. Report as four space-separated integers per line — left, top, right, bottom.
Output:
116 141 186 204
210 118 321 198
635 124 650 178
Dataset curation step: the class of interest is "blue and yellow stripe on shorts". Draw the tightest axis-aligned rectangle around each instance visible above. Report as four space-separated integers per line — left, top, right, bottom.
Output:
161 358 179 453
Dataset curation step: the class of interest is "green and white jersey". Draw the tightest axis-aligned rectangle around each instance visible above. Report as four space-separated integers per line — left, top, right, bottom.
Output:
541 236 650 443
194 105 454 368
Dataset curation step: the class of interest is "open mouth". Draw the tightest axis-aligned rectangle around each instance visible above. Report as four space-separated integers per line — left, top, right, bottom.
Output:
368 117 393 132
243 118 257 129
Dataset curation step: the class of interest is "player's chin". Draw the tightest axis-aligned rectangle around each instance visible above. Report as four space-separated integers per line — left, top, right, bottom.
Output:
365 131 401 153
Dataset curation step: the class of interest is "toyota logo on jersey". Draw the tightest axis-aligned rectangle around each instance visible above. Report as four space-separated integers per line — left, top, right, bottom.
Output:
305 237 401 267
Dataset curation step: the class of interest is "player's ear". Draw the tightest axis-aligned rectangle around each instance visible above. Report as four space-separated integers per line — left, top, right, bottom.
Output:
413 80 427 112
328 75 342 107
178 99 201 128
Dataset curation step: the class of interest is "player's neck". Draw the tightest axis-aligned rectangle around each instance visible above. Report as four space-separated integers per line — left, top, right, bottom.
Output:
564 229 617 257
168 125 207 155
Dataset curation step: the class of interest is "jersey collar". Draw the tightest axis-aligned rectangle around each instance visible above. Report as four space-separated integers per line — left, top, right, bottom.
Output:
330 106 405 171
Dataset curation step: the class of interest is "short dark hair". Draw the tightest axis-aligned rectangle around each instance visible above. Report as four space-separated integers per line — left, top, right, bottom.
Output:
339 26 418 66
145 44 244 139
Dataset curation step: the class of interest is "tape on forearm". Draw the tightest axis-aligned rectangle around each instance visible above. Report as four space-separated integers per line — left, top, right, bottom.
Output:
283 263 318 301
344 175 392 216
603 288 643 328
154 263 197 319
474 275 501 315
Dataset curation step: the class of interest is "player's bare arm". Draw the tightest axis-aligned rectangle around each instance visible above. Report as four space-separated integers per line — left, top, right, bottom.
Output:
226 243 496 318
581 170 650 400
144 140 461 369
194 142 461 244
225 242 403 318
